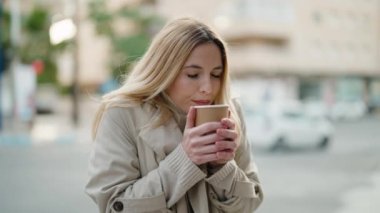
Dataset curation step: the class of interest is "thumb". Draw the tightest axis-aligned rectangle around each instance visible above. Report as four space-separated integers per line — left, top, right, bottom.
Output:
185 106 196 129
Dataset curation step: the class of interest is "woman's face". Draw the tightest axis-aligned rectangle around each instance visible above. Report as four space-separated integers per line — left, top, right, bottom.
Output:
166 42 223 113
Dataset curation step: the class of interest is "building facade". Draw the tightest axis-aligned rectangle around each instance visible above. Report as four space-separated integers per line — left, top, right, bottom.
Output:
5 0 380 115
157 0 380 114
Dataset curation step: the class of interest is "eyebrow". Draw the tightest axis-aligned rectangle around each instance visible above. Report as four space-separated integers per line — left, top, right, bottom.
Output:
183 64 223 70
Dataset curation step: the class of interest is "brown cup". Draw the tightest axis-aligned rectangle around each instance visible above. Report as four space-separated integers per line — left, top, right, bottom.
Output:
194 104 229 126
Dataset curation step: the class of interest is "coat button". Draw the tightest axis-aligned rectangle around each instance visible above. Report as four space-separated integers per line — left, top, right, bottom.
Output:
254 185 260 194
113 201 124 212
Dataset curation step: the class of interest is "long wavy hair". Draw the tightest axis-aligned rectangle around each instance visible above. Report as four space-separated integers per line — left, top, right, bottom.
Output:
92 17 241 139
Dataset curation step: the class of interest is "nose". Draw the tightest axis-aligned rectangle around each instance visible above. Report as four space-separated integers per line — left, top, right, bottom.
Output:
200 77 212 94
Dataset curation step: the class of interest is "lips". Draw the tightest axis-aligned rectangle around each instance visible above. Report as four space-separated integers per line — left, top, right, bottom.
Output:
193 100 211 105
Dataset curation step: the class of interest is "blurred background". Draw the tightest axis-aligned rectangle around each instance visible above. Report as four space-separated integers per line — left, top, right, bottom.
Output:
1 0 380 212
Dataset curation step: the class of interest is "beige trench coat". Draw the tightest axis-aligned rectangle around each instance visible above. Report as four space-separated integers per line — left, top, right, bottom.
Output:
85 101 263 213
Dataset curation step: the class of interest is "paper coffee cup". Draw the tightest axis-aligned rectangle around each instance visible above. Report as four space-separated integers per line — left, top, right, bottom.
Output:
194 104 229 126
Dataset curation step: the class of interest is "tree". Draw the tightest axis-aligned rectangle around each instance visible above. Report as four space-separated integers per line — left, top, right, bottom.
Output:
20 6 70 85
1 7 11 72
88 0 165 79
1 5 70 85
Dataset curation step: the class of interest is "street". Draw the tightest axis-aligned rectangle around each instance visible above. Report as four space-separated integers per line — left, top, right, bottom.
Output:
255 116 380 213
0 143 97 213
0 97 98 213
0 103 379 212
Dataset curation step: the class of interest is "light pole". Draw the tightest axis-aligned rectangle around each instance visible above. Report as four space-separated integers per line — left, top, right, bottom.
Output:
72 0 80 126
0 0 3 130
9 0 21 128
49 0 79 126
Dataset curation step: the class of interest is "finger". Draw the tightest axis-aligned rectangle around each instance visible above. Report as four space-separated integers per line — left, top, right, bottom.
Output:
194 122 223 136
194 143 219 155
196 132 219 145
192 140 237 156
185 106 196 129
215 141 237 152
187 132 218 149
217 128 238 141
216 150 235 161
221 118 236 130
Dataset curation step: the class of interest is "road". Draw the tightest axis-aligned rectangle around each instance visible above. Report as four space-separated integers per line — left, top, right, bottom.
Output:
0 113 379 212
0 143 97 213
0 96 97 213
255 116 380 213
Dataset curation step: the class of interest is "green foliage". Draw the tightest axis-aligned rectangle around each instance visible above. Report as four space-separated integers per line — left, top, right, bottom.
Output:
20 6 61 84
114 34 150 58
1 9 11 70
88 0 165 78
1 5 70 85
24 7 48 32
88 0 114 36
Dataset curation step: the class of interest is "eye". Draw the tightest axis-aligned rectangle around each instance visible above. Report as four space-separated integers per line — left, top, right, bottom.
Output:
211 70 223 78
187 74 198 79
211 73 222 78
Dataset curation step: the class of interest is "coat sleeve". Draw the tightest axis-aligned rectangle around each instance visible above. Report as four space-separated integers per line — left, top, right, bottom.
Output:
205 100 264 212
85 107 206 213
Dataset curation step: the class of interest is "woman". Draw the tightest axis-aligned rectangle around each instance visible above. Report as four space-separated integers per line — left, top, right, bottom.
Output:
86 17 263 213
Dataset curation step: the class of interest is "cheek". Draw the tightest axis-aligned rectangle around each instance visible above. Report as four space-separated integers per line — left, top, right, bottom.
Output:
167 81 184 104
213 81 222 95
169 78 196 103
178 78 198 94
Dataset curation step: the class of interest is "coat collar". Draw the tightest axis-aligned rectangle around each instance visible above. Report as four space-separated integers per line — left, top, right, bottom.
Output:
138 109 183 157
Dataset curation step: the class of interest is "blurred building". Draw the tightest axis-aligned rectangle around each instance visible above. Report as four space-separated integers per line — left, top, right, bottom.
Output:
40 0 154 90
3 0 380 115
157 0 380 114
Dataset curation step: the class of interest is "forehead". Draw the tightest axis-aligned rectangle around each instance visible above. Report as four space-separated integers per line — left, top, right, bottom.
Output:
184 43 223 65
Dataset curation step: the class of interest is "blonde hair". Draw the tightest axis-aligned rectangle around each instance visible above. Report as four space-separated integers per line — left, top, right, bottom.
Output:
93 17 241 139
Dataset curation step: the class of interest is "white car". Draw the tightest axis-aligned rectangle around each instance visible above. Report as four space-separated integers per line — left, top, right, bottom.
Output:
36 84 59 114
244 102 334 151
329 100 366 121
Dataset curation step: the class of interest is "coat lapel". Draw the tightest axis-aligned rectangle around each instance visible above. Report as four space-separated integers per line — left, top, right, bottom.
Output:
139 117 183 158
189 173 209 212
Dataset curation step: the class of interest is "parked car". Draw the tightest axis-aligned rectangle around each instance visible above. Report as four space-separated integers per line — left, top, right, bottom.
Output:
329 100 366 121
36 84 59 114
244 102 334 151
368 97 380 113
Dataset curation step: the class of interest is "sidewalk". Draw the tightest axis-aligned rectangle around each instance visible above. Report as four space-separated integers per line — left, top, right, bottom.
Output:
335 170 380 213
0 95 99 145
0 95 100 212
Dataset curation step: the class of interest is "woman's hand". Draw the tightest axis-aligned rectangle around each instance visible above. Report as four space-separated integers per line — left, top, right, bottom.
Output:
208 117 239 167
181 107 238 166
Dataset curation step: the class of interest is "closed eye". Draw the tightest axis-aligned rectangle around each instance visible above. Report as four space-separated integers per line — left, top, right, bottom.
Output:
211 69 223 78
187 74 198 79
211 73 222 78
